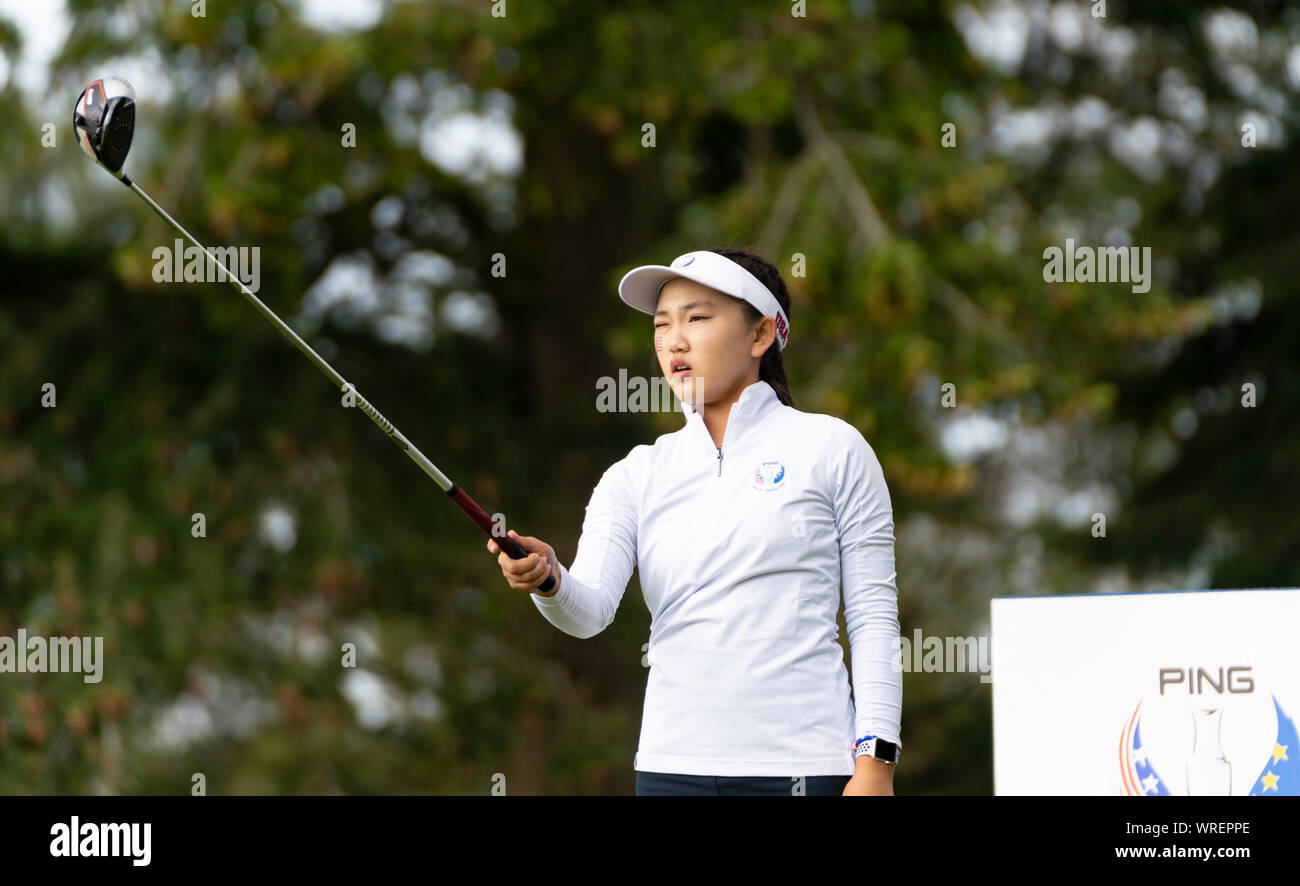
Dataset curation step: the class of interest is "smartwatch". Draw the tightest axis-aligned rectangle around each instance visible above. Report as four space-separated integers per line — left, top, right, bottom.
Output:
854 734 900 765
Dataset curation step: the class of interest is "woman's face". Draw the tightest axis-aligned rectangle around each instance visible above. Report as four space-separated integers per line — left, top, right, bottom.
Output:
654 277 773 408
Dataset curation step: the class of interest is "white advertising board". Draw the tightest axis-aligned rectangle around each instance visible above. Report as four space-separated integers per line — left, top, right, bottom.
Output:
991 588 1300 796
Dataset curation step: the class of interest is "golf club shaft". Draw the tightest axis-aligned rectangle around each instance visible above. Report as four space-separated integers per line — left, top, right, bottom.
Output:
123 178 555 593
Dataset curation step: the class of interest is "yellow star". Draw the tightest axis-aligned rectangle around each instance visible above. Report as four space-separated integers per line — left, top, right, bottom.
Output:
1261 771 1280 792
1271 743 1288 766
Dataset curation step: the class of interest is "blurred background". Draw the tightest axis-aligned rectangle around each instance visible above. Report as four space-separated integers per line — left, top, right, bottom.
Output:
0 0 1297 795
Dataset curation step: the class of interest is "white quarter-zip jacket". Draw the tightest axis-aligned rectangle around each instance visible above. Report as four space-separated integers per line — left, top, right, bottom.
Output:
532 379 902 776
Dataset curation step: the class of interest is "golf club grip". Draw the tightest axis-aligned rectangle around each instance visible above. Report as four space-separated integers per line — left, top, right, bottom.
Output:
447 485 556 594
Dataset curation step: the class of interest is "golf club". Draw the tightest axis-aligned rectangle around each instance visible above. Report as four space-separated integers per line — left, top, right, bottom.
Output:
73 76 555 593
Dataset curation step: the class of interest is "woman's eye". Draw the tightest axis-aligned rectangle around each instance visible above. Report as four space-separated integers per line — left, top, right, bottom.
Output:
654 315 705 328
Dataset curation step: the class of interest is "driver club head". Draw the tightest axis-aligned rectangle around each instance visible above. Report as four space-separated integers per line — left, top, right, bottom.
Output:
73 76 136 177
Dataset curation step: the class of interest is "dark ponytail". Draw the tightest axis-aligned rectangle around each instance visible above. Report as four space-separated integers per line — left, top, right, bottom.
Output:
707 247 796 408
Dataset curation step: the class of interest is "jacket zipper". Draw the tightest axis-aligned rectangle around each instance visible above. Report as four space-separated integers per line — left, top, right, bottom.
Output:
717 447 722 477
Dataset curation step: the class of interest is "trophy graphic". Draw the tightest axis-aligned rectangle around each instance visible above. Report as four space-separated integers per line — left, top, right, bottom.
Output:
1186 705 1232 795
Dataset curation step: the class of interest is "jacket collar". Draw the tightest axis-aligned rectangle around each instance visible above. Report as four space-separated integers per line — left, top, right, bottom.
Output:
682 379 781 447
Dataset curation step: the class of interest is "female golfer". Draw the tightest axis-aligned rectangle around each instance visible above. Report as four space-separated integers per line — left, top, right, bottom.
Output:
488 247 901 796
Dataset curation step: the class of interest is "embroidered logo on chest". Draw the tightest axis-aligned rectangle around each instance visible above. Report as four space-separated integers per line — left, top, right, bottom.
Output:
752 460 787 491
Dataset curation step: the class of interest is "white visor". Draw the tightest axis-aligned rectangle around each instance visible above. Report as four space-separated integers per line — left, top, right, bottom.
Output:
617 250 789 350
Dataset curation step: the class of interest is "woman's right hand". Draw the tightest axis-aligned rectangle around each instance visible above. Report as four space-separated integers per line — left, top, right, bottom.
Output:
487 529 560 596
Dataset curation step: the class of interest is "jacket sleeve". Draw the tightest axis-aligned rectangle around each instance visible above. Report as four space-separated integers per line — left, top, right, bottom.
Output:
531 455 638 639
830 421 903 748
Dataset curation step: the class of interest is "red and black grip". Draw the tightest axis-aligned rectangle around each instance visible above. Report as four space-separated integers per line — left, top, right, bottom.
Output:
447 484 556 594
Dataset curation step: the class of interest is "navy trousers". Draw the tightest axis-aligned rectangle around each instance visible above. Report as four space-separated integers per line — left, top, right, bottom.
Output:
635 771 851 796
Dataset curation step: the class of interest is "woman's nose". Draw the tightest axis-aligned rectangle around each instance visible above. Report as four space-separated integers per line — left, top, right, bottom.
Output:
661 323 687 350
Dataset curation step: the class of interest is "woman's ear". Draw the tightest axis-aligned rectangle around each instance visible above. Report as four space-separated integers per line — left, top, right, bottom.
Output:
751 315 776 358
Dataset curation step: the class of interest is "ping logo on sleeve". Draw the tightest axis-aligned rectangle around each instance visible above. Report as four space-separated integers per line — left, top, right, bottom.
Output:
752 460 787 491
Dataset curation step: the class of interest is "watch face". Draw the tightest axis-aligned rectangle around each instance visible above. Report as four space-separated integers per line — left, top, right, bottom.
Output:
876 741 898 763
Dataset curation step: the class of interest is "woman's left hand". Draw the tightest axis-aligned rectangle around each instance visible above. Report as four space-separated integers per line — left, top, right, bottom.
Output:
842 756 896 796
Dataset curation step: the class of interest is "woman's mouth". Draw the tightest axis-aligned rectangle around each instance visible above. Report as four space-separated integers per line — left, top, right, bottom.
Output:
670 362 691 379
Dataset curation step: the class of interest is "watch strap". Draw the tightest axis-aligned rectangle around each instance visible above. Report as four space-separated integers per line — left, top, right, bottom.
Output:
854 734 900 764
